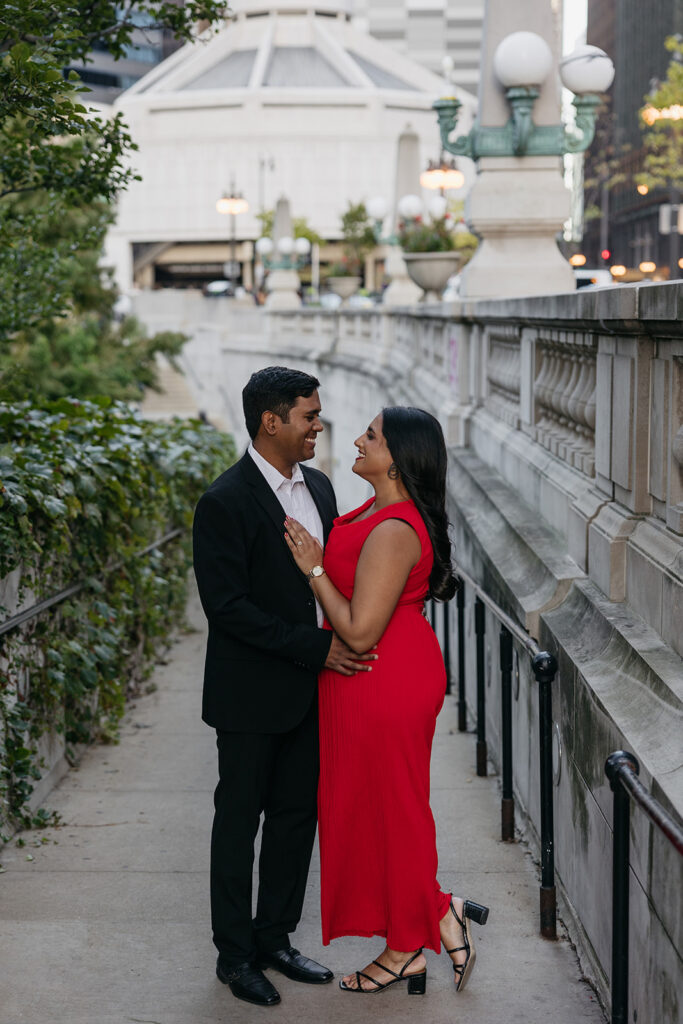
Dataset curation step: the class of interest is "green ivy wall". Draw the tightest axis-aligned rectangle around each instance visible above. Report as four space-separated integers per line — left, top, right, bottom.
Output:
0 399 235 834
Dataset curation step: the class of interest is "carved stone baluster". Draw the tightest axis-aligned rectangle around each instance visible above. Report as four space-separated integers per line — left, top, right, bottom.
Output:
549 347 573 454
534 344 552 445
568 351 590 425
539 344 562 447
535 343 552 407
582 360 597 476
573 350 597 468
559 351 583 464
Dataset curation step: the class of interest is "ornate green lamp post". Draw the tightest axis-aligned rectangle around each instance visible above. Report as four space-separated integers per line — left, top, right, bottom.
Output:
435 37 614 161
255 196 311 309
432 22 615 300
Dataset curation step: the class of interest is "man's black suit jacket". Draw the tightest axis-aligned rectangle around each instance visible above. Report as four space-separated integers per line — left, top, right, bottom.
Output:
192 452 338 734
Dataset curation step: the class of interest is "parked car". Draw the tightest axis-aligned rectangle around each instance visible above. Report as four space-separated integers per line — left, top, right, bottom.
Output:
347 293 375 309
319 291 343 310
442 274 462 301
573 268 614 289
203 280 235 297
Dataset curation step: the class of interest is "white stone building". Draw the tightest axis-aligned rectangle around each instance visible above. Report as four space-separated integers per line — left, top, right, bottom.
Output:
104 0 476 294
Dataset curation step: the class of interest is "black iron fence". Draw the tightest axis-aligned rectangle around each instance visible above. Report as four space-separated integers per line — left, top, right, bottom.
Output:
0 529 182 640
430 568 560 938
430 570 683 1020
604 752 683 1024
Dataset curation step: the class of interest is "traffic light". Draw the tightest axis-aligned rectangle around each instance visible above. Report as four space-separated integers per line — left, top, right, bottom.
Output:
601 249 611 261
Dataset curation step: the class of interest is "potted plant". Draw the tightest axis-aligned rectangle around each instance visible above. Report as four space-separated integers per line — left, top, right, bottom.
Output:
397 198 477 300
326 202 376 302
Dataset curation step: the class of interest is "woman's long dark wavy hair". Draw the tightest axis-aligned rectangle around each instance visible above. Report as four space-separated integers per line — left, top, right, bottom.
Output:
381 406 457 603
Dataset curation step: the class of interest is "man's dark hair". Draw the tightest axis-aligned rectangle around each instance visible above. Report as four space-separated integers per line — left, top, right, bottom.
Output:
242 366 321 440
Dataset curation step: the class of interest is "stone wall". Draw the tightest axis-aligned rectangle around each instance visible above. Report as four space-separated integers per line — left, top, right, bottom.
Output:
133 282 683 1021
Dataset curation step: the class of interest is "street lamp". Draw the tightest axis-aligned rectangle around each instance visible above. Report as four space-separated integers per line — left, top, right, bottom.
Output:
420 156 465 192
433 34 615 159
216 176 249 292
255 234 311 270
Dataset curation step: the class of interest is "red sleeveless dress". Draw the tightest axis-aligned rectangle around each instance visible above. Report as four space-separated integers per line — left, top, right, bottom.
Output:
318 497 451 953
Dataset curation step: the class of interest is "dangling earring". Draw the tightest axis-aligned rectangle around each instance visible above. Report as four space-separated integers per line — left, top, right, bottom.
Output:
387 463 399 480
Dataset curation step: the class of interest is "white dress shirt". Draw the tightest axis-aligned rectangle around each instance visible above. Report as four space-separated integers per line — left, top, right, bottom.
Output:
248 443 325 626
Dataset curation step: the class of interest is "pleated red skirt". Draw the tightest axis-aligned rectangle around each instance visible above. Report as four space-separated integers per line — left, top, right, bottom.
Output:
318 498 451 953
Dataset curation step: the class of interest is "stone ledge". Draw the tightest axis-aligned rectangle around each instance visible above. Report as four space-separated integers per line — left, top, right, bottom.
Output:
446 446 584 638
451 280 683 336
541 577 683 816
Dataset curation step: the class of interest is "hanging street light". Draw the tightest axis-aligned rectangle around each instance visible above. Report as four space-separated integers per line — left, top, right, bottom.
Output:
216 176 249 291
420 157 465 192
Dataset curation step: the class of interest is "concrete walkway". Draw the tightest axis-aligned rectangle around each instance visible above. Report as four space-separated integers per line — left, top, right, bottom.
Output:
1 588 606 1024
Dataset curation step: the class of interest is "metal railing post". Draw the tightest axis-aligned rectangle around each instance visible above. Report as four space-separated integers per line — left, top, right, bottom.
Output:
532 650 558 939
442 601 452 696
605 751 639 1024
500 626 514 841
456 583 467 732
475 597 487 776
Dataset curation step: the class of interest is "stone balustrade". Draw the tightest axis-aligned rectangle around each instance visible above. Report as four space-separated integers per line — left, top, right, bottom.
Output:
134 284 683 635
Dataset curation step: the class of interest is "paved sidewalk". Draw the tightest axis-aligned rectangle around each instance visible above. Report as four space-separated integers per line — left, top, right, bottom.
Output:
1 588 605 1024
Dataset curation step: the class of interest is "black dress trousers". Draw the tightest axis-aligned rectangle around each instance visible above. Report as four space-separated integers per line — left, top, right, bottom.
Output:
211 697 320 965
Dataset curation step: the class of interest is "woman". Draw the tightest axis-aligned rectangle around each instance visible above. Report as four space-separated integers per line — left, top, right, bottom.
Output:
284 406 488 994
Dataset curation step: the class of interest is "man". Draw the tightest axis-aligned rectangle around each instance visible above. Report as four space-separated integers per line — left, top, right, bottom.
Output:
193 366 373 1007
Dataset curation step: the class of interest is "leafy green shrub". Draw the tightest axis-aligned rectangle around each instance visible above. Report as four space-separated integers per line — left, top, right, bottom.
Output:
0 398 235 831
398 214 458 253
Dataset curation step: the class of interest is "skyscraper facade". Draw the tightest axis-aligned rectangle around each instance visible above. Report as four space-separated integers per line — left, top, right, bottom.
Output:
583 0 683 276
353 0 484 91
69 11 184 104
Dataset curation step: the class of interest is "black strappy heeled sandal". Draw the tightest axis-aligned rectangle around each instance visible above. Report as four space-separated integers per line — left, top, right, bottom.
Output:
339 948 427 995
444 898 489 992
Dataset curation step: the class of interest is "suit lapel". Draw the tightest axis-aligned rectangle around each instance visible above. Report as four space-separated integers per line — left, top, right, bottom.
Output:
240 451 336 549
301 465 336 543
239 452 290 542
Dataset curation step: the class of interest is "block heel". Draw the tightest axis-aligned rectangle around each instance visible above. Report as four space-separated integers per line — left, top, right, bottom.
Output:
407 971 427 995
464 899 490 926
444 897 490 992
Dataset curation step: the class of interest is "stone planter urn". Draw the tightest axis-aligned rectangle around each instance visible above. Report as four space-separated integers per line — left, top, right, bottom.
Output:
402 251 461 301
326 275 361 302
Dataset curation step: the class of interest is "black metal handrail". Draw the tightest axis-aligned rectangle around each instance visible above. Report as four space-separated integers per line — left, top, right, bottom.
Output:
435 569 560 939
0 528 183 638
604 751 683 1024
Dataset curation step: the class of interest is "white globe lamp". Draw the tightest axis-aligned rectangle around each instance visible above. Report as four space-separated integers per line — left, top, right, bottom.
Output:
428 195 448 220
367 196 389 221
255 236 273 256
294 236 311 256
559 45 615 94
493 31 554 88
277 236 295 256
397 194 423 219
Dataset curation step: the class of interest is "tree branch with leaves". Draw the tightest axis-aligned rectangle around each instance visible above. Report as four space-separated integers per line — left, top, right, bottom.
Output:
635 35 683 194
0 0 229 341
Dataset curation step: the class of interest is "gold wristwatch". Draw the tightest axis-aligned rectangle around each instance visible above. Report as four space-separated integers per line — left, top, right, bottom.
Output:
306 565 325 582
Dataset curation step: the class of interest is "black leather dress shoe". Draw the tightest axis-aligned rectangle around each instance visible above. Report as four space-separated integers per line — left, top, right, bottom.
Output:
216 959 281 1006
257 947 334 985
